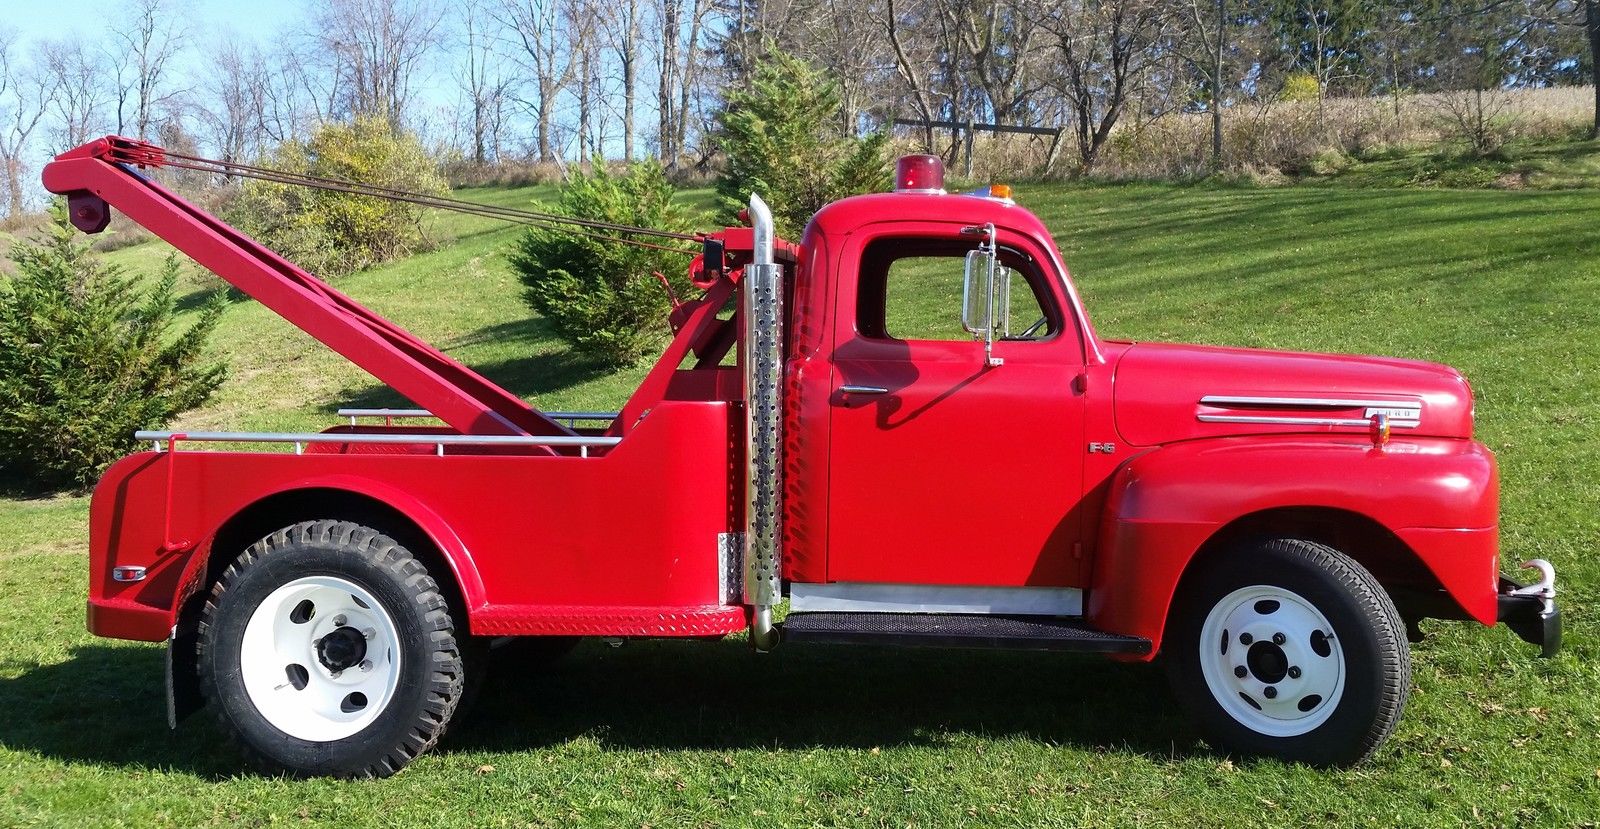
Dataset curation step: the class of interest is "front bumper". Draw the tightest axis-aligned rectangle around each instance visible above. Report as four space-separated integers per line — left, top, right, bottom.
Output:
1497 560 1561 658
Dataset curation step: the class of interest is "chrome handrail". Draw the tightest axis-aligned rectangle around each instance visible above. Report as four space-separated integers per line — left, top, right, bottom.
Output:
336 407 620 427
134 429 620 458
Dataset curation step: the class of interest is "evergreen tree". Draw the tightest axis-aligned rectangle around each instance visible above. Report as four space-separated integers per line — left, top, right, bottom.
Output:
715 48 890 237
510 159 702 369
0 205 226 490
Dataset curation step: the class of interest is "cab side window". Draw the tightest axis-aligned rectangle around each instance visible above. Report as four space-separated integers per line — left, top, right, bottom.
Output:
857 238 1059 342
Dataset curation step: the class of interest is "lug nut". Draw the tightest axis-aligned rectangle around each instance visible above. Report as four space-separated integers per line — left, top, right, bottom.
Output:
1263 686 1278 700
1288 666 1302 679
362 627 376 640
1234 666 1248 678
332 614 348 627
1272 632 1286 645
1239 632 1253 645
360 659 374 672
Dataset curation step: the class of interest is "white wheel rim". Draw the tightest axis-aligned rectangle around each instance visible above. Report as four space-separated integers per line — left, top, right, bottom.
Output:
1198 585 1345 737
239 575 402 742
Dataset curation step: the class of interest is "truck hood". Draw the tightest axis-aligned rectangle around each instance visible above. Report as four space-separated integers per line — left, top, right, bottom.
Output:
1111 342 1474 446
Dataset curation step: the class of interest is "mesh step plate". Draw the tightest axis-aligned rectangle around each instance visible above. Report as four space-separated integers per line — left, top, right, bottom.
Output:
780 612 1151 655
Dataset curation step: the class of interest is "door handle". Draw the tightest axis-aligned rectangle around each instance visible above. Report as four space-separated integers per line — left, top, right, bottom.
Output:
839 385 889 395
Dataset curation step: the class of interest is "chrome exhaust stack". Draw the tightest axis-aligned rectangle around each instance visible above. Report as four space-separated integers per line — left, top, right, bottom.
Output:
742 193 782 651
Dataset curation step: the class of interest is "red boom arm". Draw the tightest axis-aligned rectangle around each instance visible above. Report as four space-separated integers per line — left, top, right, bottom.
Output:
42 136 574 443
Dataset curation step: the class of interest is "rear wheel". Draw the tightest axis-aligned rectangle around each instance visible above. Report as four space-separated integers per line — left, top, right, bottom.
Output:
198 520 465 777
1166 538 1409 766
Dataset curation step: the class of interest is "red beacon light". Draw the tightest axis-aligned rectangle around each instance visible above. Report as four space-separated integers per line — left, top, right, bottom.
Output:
894 154 945 194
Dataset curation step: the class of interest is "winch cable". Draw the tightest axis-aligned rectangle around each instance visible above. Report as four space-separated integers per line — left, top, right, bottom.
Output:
132 148 702 255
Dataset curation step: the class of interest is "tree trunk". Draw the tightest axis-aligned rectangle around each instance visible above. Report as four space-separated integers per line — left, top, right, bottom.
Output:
622 0 638 161
578 49 592 159
4 156 23 220
1588 0 1600 139
1211 0 1224 171
658 0 680 165
538 91 554 163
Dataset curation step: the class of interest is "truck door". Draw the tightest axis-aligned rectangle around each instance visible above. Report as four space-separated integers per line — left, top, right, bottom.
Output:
825 227 1088 591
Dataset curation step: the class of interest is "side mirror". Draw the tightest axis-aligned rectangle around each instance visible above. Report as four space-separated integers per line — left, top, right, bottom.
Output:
961 230 1006 367
961 248 995 338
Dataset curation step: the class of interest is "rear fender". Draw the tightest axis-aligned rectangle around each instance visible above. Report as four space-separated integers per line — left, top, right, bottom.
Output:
166 478 487 648
1087 436 1499 657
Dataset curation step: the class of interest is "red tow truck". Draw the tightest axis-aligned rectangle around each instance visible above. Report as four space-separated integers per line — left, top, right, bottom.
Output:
44 140 1558 776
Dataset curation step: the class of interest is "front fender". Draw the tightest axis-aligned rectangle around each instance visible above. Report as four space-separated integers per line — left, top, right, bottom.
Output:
1087 436 1499 656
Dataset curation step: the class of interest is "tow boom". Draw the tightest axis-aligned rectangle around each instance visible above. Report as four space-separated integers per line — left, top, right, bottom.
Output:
43 136 575 442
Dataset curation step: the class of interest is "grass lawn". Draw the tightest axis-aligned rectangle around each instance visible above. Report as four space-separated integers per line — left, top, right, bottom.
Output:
1 173 1598 827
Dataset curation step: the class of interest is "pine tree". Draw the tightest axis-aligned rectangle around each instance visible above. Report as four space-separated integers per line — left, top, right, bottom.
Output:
715 49 890 237
0 205 226 490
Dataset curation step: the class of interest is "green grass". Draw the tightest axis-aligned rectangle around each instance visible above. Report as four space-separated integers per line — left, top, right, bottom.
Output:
3 175 1600 826
1302 139 1600 189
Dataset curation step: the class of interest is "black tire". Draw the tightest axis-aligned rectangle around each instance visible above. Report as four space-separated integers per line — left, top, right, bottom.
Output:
197 520 465 777
1165 538 1410 767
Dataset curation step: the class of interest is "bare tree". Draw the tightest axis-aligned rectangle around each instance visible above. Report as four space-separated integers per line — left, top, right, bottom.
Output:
0 32 57 219
598 0 644 159
496 0 579 162
1182 0 1227 170
1038 0 1168 174
39 38 108 152
651 0 714 166
456 0 510 163
195 37 266 164
314 0 445 126
878 0 943 149
110 0 188 140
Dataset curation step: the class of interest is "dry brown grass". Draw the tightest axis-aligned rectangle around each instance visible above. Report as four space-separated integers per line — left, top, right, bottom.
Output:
913 85 1596 182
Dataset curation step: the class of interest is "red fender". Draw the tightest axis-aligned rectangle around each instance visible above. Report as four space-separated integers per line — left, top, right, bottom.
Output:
89 460 488 641
167 476 489 617
1087 436 1499 657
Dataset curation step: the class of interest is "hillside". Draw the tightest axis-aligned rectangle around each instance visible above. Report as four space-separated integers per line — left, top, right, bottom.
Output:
1 177 1597 825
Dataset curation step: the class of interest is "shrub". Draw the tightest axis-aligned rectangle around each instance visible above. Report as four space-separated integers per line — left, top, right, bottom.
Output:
0 205 226 490
509 159 702 369
228 117 446 278
715 48 890 236
1280 73 1322 103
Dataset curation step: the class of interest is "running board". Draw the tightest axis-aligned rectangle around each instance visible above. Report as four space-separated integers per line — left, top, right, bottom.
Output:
779 612 1151 655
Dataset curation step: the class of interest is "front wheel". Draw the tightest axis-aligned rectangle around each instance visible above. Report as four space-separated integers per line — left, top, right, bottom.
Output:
1166 538 1410 766
197 520 465 777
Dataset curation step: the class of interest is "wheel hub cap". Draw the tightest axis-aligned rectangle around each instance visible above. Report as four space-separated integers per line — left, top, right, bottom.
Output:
238 575 402 742
316 626 368 673
1198 585 1346 737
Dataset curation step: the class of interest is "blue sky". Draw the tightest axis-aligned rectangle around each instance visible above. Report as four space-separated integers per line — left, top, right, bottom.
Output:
2 1 302 47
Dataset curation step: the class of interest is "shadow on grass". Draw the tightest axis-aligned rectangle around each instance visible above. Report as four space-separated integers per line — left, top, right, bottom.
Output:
449 638 1201 759
0 639 1206 776
326 317 614 413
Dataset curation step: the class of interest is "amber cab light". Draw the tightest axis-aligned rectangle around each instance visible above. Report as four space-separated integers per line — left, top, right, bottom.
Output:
895 154 945 193
989 183 1012 200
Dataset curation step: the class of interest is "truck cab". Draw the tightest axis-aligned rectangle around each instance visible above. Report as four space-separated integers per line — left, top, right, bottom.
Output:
45 140 1559 778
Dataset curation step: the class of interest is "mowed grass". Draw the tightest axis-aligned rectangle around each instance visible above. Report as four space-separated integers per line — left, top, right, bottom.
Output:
2 176 1599 827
